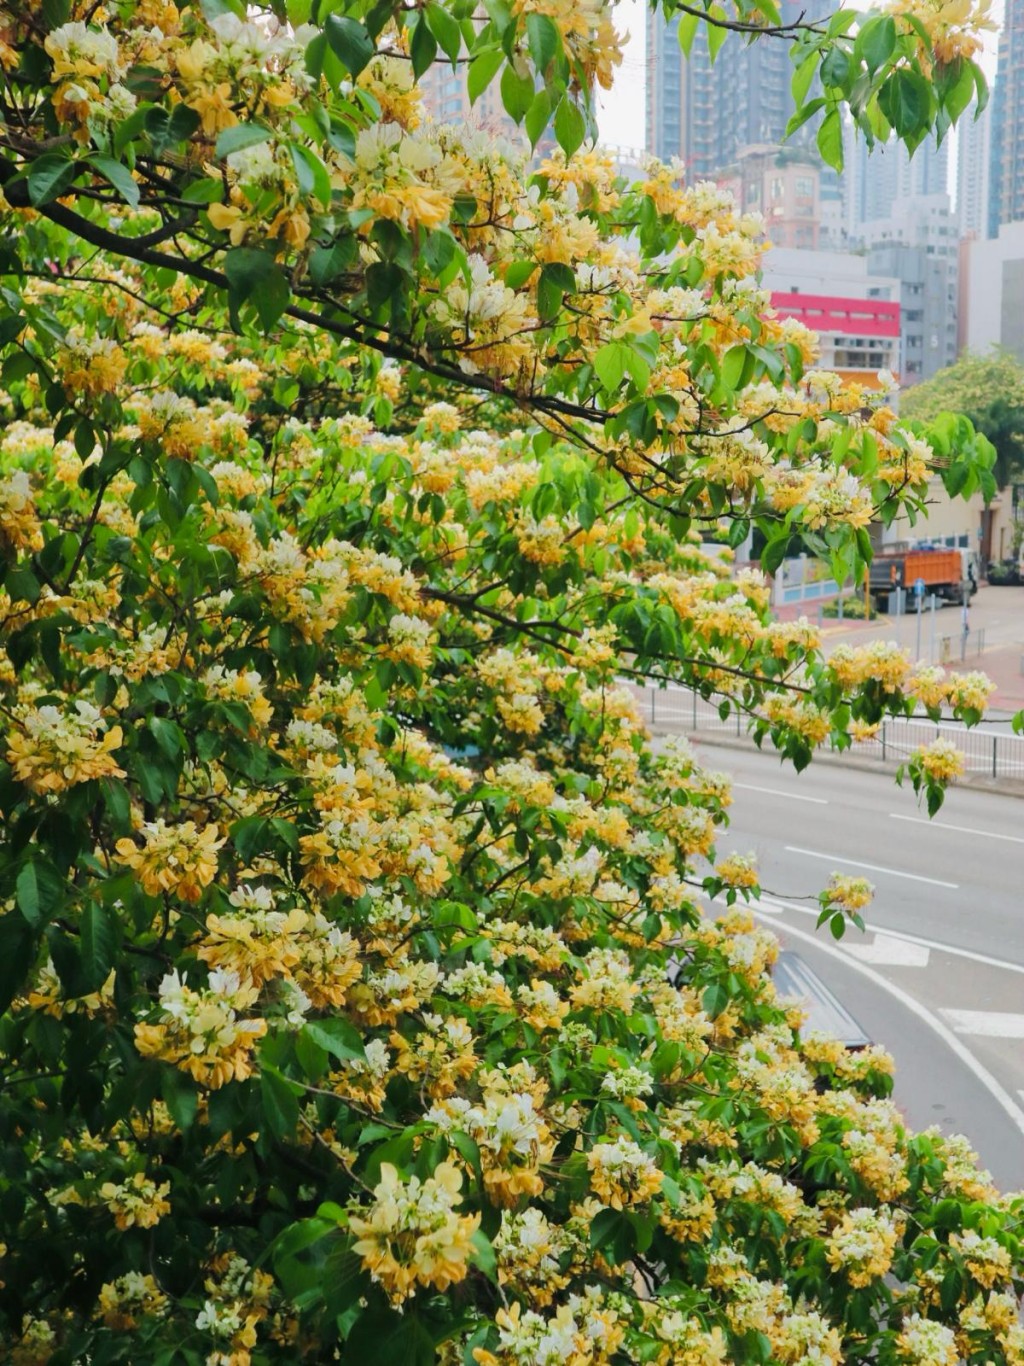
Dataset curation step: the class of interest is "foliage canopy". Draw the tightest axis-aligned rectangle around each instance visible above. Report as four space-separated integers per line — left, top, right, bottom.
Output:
0 0 1016 1363
901 349 1024 489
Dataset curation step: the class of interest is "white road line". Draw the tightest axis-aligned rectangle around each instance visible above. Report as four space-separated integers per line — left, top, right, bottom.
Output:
751 912 1024 1138
735 783 828 805
889 813 1024 846
758 895 1024 976
845 934 930 967
940 1010 1024 1039
784 846 959 889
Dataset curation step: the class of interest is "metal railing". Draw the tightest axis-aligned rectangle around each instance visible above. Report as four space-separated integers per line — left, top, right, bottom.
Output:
629 683 1024 780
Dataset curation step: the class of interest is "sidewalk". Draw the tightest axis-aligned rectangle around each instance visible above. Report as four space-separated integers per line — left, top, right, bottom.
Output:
774 584 1024 715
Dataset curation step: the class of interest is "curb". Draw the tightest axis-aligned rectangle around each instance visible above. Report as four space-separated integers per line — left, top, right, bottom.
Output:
652 722 1024 802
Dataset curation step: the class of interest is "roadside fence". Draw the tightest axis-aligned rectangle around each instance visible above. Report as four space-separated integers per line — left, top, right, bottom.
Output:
629 682 1024 781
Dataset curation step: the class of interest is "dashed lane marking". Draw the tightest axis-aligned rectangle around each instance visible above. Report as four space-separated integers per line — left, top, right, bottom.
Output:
889 813 1024 846
784 846 959 889
735 783 828 805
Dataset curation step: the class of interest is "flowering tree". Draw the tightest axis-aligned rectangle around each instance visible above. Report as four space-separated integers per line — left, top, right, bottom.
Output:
0 0 1018 1364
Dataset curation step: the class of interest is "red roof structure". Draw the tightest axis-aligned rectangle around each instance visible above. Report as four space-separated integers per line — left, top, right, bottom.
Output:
770 292 900 338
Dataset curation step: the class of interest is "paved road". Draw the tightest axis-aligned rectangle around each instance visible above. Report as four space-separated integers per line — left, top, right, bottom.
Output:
694 739 1024 1190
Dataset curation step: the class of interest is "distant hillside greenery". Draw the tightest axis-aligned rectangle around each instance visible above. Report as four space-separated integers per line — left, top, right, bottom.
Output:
901 352 1024 487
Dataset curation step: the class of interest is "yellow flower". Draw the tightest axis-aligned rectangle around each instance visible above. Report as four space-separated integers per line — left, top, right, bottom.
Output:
115 820 224 901
349 1162 480 1303
99 1172 172 1230
7 701 124 794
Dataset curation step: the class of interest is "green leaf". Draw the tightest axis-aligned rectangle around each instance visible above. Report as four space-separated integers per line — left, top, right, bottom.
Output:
224 248 290 332
536 260 574 320
816 107 843 170
524 88 553 148
879 68 932 138
322 1243 367 1313
309 236 357 285
324 14 375 77
215 122 272 159
706 6 729 61
761 534 792 576
290 144 332 208
16 859 65 928
553 96 586 156
425 3 462 62
0 910 37 1015
470 1228 497 1282
410 16 437 77
302 1017 365 1062
820 45 851 90
261 1066 300 1139
27 154 78 207
504 259 536 289
856 15 896 74
721 344 752 392
593 341 630 392
501 64 535 121
676 10 700 55
344 1305 435 1366
79 901 117 991
467 48 504 104
791 51 817 106
162 1069 199 1130
526 11 559 71
88 154 140 208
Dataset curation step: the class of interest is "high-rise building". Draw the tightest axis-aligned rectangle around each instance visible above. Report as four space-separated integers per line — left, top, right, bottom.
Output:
992 0 1024 228
844 133 949 240
645 7 804 176
417 63 519 138
957 102 993 239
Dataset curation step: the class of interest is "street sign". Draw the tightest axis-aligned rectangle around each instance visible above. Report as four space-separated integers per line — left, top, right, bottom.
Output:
914 578 926 596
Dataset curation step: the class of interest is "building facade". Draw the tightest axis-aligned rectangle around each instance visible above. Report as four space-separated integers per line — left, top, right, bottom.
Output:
957 101 993 240
844 132 949 241
715 146 820 248
761 248 901 386
867 242 958 385
992 0 1024 229
645 5 807 175
965 221 1024 359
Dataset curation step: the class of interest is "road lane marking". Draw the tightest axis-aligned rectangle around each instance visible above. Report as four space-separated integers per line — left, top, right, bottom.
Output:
889 813 1024 846
845 934 930 967
758 895 1024 975
751 912 1024 1139
784 846 959 889
940 1010 1024 1038
735 783 828 805
749 899 785 915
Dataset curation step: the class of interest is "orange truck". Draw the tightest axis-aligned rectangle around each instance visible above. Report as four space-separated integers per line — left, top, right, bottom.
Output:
868 548 975 610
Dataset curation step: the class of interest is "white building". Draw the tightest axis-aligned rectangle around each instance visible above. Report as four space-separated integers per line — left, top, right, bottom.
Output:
957 103 993 240
964 221 1024 358
762 248 902 386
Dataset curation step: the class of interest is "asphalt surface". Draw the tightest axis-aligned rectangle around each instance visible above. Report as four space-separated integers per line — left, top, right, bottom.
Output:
693 740 1024 1190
